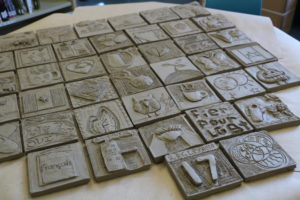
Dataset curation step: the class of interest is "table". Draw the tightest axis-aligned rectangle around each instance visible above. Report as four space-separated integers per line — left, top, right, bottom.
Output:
1 2 300 200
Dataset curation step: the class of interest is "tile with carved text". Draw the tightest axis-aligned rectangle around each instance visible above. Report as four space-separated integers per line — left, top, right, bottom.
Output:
19 84 70 118
0 71 18 96
66 76 118 108
166 79 221 110
225 43 277 67
193 14 235 32
74 100 133 139
0 94 20 123
0 52 15 72
100 47 147 73
110 65 162 96
15 45 57 68
90 31 133 54
171 1 210 18
150 57 204 85
140 7 180 24
53 39 96 61
189 49 241 76
36 25 77 45
174 33 219 55
245 62 300 92
22 111 79 152
0 31 39 52
74 19 113 38
160 19 202 38
206 69 266 101
0 122 23 162
138 40 185 64
27 142 90 197
234 94 300 130
122 87 180 126
220 131 296 181
108 13 147 30
125 24 169 45
138 115 204 163
86 129 151 181
186 102 253 143
165 143 242 200
208 28 252 48
60 56 107 82
17 63 63 90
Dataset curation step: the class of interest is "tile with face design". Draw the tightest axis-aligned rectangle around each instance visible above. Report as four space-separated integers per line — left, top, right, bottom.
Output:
74 19 114 38
193 14 235 32
0 52 15 72
0 71 18 96
36 25 77 45
140 7 180 24
160 19 202 38
170 1 211 19
108 13 148 30
0 31 39 52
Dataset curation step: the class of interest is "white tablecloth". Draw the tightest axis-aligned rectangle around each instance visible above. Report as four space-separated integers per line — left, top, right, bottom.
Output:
2 2 300 200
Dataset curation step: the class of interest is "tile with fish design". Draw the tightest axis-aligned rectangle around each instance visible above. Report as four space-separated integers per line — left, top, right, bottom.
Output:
150 56 204 85
0 31 39 52
245 62 300 92
189 49 241 76
36 25 77 45
0 122 23 162
74 100 133 139
66 76 118 108
74 19 113 38
138 40 185 64
192 14 235 32
108 13 147 31
15 45 57 68
89 31 133 54
220 131 296 181
166 79 221 110
17 63 63 90
170 1 211 19
121 87 180 126
100 47 147 73
0 52 15 72
110 65 162 96
0 71 18 96
27 142 90 196
59 56 107 82
160 19 202 38
140 7 180 24
0 94 20 124
234 94 300 130
138 114 204 163
85 129 151 181
22 111 79 152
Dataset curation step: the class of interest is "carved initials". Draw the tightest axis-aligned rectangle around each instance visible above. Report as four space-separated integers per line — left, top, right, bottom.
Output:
196 154 218 182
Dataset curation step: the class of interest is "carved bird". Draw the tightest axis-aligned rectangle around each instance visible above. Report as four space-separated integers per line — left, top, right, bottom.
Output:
132 94 161 118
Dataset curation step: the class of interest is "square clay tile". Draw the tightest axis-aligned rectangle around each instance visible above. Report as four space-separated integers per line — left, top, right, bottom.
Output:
36 25 77 45
74 19 114 38
85 129 151 181
0 71 18 96
59 56 107 82
125 24 169 45
74 100 133 139
206 69 266 102
138 40 185 64
234 94 300 130
193 14 235 32
53 39 96 61
108 13 148 30
188 49 241 76
0 94 20 123
150 56 204 85
100 47 147 73
110 65 162 96
89 31 133 54
121 87 180 126
160 19 202 38
0 31 39 52
15 45 57 68
0 52 15 72
66 76 118 108
174 33 219 55
166 79 221 110
245 62 300 92
170 1 211 19
17 63 63 90
140 7 180 24
138 114 204 163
